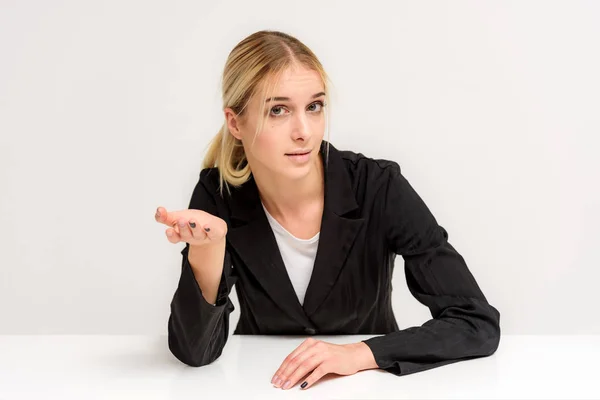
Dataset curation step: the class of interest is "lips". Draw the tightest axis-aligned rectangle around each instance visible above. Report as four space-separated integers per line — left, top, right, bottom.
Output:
286 150 311 156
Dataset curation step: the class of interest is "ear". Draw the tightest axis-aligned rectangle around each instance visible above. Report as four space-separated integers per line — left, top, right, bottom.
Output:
224 107 243 140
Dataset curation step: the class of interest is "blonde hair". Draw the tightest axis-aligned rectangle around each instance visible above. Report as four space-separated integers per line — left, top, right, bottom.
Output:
202 30 332 196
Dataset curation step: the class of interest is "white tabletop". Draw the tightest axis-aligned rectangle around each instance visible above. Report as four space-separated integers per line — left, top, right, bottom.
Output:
0 334 598 399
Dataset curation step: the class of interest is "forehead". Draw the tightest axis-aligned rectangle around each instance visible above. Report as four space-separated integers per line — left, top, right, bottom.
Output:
259 65 324 99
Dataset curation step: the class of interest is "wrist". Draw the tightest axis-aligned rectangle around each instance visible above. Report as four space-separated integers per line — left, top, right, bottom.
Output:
348 342 378 371
189 238 225 252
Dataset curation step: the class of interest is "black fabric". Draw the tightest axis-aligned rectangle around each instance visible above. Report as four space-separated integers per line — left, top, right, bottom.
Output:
167 140 501 376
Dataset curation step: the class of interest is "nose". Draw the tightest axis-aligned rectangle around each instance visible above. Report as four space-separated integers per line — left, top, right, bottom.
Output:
290 112 310 141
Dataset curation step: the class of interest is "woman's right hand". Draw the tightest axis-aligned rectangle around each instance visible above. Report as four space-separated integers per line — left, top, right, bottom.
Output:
155 206 228 246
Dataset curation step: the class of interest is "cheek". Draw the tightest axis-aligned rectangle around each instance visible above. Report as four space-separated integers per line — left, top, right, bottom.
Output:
251 126 283 159
315 119 326 138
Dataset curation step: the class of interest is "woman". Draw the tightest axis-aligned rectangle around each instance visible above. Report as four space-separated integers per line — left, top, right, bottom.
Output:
155 30 501 390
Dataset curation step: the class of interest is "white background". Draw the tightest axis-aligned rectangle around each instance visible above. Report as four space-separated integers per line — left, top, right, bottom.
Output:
1 0 598 336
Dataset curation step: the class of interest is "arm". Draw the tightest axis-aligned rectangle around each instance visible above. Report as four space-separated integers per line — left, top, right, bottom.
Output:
167 173 237 367
188 238 227 305
362 162 501 376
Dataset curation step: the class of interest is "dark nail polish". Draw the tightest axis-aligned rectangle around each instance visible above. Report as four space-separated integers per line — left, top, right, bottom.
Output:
300 381 307 389
204 227 210 232
189 222 196 228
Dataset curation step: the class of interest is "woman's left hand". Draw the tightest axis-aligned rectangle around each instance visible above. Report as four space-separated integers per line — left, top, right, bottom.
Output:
271 338 378 390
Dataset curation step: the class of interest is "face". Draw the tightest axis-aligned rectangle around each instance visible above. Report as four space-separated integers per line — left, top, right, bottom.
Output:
225 64 326 181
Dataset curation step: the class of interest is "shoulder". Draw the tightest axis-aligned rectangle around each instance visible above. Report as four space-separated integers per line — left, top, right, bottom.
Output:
333 145 433 222
183 167 223 211
333 145 403 187
195 167 221 193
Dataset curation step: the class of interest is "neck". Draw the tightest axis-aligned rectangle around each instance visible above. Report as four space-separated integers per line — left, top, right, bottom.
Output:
253 153 324 219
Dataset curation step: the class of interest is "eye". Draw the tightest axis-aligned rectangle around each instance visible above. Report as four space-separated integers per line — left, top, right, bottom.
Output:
308 101 325 113
269 106 288 117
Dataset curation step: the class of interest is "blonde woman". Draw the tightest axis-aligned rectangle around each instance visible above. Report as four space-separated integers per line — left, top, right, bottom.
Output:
155 30 500 390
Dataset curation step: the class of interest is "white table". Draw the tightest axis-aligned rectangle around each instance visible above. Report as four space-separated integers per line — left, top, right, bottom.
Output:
0 334 598 399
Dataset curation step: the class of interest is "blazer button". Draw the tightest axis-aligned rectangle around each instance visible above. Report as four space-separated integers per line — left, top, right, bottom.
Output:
304 327 317 335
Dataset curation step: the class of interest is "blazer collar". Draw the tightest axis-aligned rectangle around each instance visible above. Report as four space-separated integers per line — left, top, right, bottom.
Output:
225 141 365 329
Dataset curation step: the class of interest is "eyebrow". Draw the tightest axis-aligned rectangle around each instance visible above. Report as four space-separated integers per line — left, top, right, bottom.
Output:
265 92 326 103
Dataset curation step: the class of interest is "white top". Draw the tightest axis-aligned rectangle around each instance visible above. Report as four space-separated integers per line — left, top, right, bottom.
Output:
261 202 319 306
0 335 598 399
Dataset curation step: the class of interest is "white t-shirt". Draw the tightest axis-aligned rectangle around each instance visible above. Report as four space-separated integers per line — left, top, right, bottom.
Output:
261 202 319 306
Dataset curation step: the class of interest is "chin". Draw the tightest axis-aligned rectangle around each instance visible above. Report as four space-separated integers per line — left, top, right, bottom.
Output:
279 163 313 181
283 167 311 181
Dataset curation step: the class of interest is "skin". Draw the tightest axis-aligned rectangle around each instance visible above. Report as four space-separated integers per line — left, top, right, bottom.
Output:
226 63 378 389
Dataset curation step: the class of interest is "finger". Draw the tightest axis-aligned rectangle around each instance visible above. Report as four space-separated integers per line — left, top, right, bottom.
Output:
272 338 317 384
272 338 318 386
201 221 221 241
299 363 330 390
176 218 194 242
188 218 208 241
281 353 324 390
200 222 212 240
165 227 181 243
155 206 168 223
155 207 181 228
277 343 323 389
201 215 227 241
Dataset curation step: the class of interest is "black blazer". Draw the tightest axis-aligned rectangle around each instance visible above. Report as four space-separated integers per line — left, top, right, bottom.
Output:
167 141 501 376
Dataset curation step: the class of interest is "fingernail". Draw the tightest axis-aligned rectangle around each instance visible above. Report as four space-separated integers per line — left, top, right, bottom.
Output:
275 378 283 387
271 375 278 384
282 380 291 390
300 381 308 389
204 227 210 232
155 210 160 217
189 222 196 228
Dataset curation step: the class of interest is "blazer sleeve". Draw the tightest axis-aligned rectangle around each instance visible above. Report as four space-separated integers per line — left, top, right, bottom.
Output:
167 171 237 367
362 162 501 376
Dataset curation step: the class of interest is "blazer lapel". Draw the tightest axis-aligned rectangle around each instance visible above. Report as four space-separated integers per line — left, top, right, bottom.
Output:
302 141 365 317
226 174 315 329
